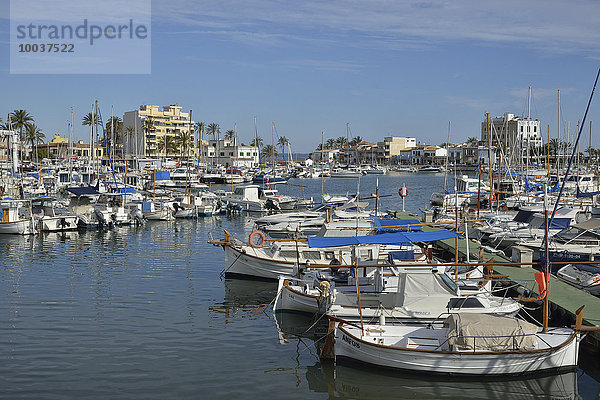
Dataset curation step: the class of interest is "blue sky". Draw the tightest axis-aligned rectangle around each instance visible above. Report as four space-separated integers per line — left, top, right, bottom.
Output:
1 0 600 152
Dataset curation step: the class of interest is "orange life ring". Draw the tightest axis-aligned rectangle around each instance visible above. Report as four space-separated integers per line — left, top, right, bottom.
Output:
249 230 266 248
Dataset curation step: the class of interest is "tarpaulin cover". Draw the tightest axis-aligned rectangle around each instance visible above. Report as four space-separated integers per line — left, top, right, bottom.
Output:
152 171 171 181
445 314 538 351
307 230 460 248
66 186 101 196
372 218 422 232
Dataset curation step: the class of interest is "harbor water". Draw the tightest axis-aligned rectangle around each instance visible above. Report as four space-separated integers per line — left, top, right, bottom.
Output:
2 173 600 399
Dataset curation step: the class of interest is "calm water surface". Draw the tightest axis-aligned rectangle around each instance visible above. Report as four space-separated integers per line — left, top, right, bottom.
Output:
1 174 599 399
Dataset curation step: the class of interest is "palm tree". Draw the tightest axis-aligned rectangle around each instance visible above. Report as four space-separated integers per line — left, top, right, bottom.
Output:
350 136 363 146
206 122 220 139
105 116 123 152
224 129 235 141
82 112 100 127
277 136 289 162
24 123 45 162
466 137 479 146
251 136 263 148
10 109 33 158
335 136 348 148
325 138 335 149
158 136 177 156
125 125 135 155
175 131 194 160
142 118 155 156
261 144 278 163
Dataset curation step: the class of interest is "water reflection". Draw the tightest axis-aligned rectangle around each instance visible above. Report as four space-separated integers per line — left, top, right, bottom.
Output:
274 310 580 400
306 362 578 400
209 279 278 323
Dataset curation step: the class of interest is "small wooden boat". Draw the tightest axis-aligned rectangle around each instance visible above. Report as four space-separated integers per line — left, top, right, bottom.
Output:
331 311 584 376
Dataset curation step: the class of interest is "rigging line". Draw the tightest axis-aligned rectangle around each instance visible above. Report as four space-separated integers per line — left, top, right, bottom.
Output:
550 67 600 227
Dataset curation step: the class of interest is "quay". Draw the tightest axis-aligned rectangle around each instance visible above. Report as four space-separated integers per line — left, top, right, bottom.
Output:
389 209 600 355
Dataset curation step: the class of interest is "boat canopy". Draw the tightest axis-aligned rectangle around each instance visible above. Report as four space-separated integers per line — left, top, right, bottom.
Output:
65 186 101 196
372 218 422 232
152 171 171 181
445 314 538 351
306 230 460 248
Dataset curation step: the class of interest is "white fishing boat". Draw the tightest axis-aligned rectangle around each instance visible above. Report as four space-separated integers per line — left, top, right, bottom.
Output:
274 264 521 323
214 229 461 281
31 197 79 231
222 185 266 212
331 311 583 376
0 199 37 235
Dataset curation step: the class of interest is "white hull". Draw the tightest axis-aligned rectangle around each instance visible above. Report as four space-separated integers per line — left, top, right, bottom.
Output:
0 220 36 235
40 215 79 231
335 324 579 376
224 245 296 280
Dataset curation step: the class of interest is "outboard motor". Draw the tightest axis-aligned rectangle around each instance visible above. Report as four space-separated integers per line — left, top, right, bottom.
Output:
131 208 145 226
94 209 108 226
265 199 280 211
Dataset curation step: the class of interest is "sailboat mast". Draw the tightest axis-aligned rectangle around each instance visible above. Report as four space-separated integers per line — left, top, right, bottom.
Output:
486 112 493 211
443 121 450 193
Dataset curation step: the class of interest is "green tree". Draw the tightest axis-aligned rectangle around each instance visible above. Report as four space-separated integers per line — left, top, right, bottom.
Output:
224 129 235 141
325 138 335 149
82 112 100 127
105 116 123 149
466 137 479 146
261 144 278 163
207 122 220 139
277 136 289 162
10 109 34 159
142 118 155 156
350 136 363 146
175 131 194 159
158 136 177 156
24 123 45 162
335 136 348 148
251 136 263 148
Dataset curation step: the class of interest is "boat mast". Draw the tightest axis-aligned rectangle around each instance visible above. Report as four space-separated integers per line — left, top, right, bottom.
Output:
443 121 450 193
486 112 493 211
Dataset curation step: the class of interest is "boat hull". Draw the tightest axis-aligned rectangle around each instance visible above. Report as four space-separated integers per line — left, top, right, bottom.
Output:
335 325 579 376
224 245 296 281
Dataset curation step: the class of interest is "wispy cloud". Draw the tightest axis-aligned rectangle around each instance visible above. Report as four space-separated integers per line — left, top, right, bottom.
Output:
154 0 600 56
278 59 365 73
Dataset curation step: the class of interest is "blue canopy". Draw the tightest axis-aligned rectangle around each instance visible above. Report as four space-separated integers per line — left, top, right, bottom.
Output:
307 230 460 248
525 178 544 192
66 186 101 196
372 218 422 232
577 187 600 198
152 171 171 181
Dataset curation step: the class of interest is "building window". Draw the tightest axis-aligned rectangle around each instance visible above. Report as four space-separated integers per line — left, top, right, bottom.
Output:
520 126 523 132
534 126 537 132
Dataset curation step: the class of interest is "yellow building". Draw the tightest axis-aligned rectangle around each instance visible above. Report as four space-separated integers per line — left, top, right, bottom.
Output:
123 104 195 158
42 135 103 159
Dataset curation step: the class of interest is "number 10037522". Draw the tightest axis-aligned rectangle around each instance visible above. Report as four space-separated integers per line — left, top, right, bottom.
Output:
18 43 74 53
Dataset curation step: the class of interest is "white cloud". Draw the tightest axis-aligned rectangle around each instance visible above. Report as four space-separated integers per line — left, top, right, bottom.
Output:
154 0 600 56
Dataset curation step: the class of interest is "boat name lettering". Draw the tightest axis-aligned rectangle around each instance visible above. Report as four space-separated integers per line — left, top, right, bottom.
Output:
341 334 360 349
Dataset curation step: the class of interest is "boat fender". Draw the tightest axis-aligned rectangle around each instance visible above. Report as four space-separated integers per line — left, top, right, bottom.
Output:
249 230 266 248
318 281 330 297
